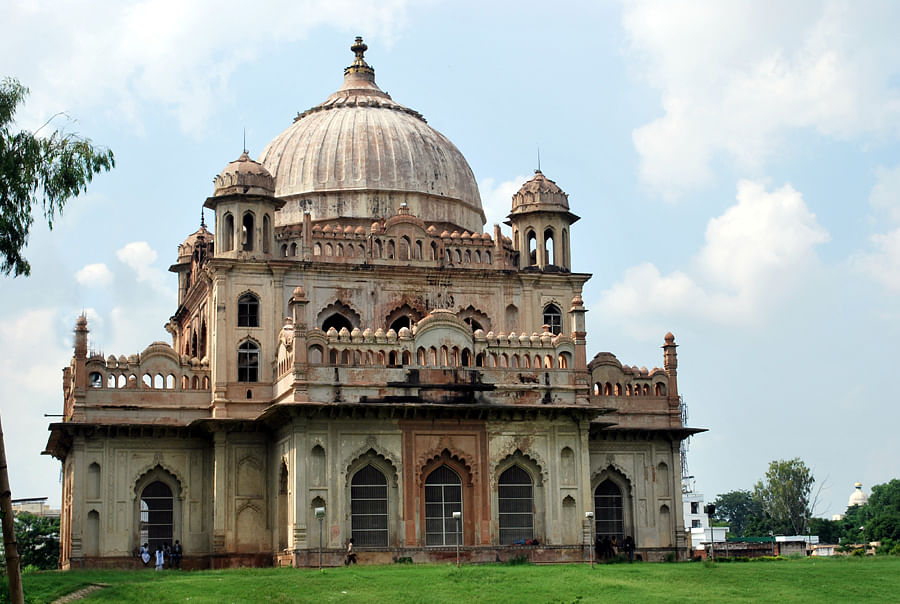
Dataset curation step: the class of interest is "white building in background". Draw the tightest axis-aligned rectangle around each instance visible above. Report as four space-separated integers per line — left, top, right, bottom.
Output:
682 481 728 552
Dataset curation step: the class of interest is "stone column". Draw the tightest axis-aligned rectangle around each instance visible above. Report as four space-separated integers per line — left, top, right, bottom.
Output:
212 430 227 553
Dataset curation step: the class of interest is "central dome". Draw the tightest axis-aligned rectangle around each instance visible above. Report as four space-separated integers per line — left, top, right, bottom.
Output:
260 38 484 233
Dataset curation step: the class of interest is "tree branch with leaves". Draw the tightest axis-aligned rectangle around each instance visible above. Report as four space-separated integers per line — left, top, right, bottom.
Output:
0 77 114 277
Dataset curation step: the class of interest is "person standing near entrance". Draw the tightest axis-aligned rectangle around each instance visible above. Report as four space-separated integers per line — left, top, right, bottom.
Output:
155 545 165 571
172 540 183 569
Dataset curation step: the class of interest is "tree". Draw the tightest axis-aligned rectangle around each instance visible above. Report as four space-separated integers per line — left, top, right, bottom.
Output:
12 512 59 570
0 77 114 276
752 458 815 535
711 490 766 538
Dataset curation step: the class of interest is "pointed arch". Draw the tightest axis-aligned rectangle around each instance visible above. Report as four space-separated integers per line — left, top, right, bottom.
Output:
317 300 361 331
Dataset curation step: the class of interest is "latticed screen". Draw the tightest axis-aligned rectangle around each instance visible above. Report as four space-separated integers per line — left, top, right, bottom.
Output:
498 465 534 544
140 481 173 551
351 465 388 546
594 480 624 542
424 466 462 546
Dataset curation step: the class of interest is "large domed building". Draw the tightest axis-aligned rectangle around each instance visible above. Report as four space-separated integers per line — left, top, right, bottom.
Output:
45 39 702 568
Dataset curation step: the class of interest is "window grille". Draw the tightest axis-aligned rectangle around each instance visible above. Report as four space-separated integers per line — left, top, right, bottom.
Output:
238 294 259 327
498 465 534 544
351 465 388 547
543 304 562 335
424 465 462 546
140 481 173 552
238 341 259 382
594 480 624 542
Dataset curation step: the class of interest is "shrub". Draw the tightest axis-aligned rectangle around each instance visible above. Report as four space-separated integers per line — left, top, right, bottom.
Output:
664 552 677 563
506 555 530 566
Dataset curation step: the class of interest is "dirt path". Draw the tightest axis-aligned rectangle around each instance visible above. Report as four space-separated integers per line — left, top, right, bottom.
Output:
50 583 107 603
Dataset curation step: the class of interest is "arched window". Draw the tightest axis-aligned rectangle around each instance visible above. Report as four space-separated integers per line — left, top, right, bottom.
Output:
263 214 271 253
543 304 562 335
322 313 352 332
425 466 462 546
351 465 388 547
224 213 235 252
543 228 555 266
498 465 534 545
140 481 173 552
238 293 259 327
308 345 323 364
199 320 207 359
527 230 537 265
238 341 259 382
242 212 255 251
399 237 410 260
314 243 322 256
389 316 411 333
594 480 624 543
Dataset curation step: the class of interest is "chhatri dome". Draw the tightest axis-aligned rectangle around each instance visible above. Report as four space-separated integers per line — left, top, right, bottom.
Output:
848 481 868 508
260 37 484 233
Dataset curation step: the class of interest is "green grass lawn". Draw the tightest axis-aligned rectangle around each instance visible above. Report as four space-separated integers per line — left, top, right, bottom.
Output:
11 556 900 604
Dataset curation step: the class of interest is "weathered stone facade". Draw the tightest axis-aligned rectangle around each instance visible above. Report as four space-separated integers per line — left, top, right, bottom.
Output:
45 38 702 569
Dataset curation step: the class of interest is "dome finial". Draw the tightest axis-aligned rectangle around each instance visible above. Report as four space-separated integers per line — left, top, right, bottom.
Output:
345 36 374 78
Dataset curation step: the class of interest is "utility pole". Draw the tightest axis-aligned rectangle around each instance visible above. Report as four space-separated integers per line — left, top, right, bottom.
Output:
0 413 24 604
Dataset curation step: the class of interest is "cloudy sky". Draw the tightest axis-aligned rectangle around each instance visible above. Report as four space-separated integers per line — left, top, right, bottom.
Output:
2 0 898 520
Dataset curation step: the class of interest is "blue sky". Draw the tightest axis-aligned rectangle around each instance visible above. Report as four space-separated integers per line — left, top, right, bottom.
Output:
2 0 899 520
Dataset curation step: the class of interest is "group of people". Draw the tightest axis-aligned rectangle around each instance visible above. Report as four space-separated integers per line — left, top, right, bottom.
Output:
595 534 636 562
139 540 183 570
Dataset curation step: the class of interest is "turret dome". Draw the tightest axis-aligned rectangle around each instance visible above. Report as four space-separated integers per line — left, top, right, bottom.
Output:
213 151 275 197
259 38 484 233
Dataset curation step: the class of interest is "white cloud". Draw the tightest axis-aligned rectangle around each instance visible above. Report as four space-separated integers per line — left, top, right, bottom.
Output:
75 263 114 287
0 307 73 503
1 0 413 135
851 162 900 291
600 180 829 326
116 241 174 299
479 175 528 233
622 0 900 198
869 164 900 223
853 228 900 293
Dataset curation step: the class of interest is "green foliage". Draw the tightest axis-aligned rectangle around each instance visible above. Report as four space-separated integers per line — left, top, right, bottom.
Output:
711 490 767 537
808 517 842 544
506 554 530 565
753 458 815 535
0 77 114 277
826 479 900 546
13 512 60 570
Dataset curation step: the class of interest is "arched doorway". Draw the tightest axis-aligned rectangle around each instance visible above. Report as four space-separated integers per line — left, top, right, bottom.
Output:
594 480 624 543
140 481 173 552
351 465 389 547
498 465 534 544
424 466 462 546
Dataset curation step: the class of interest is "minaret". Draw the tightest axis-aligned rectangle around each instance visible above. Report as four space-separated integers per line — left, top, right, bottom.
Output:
506 170 579 270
